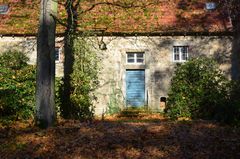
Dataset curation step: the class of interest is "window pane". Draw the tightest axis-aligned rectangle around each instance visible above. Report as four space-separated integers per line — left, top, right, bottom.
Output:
174 47 179 53
55 48 60 61
174 46 180 61
128 59 135 63
181 46 188 61
127 53 134 58
174 52 180 61
137 53 144 58
136 53 144 63
137 59 144 63
182 46 188 53
173 46 188 62
127 53 135 63
127 52 144 64
0 5 9 14
182 52 188 61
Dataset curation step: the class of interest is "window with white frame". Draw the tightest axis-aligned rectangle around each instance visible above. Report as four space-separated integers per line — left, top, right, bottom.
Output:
55 48 61 62
0 5 9 14
127 52 144 64
173 46 189 62
205 2 216 10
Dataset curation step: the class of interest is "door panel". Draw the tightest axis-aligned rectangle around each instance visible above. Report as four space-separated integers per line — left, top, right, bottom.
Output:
126 70 145 107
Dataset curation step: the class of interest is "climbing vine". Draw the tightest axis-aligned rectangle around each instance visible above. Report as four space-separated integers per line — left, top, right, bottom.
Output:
60 35 100 121
107 80 124 115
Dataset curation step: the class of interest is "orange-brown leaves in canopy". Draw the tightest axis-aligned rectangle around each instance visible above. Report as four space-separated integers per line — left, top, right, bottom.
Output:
0 0 232 34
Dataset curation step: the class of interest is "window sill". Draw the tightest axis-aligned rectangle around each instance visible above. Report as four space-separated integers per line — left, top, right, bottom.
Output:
125 64 146 70
55 61 62 64
173 60 187 63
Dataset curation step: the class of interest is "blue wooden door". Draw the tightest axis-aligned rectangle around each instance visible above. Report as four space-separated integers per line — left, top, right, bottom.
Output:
126 70 145 107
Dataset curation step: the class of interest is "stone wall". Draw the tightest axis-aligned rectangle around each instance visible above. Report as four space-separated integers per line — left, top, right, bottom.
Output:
0 35 233 116
0 36 64 77
94 36 233 115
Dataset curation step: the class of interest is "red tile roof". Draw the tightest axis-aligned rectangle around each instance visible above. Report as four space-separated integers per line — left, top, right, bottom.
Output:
0 0 232 35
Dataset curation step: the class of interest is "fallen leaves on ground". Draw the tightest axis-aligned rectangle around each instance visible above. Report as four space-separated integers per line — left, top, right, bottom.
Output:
0 116 240 159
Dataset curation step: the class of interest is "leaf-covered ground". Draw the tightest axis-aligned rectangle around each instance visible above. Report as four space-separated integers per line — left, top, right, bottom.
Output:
0 115 240 159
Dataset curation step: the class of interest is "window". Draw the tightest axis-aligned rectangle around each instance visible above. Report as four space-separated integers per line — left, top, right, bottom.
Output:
173 46 188 62
205 2 216 10
55 48 61 62
127 52 144 64
0 5 9 14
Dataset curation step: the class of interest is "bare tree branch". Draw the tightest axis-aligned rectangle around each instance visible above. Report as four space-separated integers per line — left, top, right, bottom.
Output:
51 14 68 27
80 1 163 14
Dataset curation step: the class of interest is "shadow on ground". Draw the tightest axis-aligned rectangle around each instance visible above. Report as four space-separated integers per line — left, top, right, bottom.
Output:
0 118 240 159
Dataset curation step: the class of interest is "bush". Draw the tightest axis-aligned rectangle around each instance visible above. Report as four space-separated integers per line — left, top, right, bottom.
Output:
165 57 229 120
216 80 240 124
55 77 64 116
60 37 99 121
68 38 99 120
106 81 122 115
0 50 36 120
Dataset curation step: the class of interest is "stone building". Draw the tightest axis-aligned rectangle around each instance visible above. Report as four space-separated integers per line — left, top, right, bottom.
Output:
0 0 237 115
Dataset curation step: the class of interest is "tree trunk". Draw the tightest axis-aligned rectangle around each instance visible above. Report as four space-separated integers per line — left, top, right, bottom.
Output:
36 0 58 128
230 0 240 80
61 0 78 118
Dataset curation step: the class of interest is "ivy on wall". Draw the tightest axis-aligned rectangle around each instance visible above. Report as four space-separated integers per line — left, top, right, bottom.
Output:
107 80 124 115
59 35 100 121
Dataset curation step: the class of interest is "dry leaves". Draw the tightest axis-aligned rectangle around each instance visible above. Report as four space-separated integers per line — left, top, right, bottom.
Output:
0 116 240 159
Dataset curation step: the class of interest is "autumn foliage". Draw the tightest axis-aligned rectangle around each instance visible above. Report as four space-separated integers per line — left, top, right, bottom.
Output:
0 117 240 158
0 0 232 34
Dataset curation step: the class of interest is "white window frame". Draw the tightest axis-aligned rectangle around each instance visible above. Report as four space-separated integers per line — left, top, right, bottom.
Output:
126 52 145 64
55 47 62 63
173 46 189 62
205 2 216 10
0 5 9 15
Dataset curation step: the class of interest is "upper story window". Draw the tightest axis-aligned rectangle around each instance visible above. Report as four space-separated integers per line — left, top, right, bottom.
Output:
55 48 61 62
173 46 188 62
205 2 216 10
127 52 144 64
0 5 9 14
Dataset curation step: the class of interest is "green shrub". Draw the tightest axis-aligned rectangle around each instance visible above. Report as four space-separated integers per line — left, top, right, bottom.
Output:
55 77 64 116
165 57 229 120
215 80 240 124
107 81 122 115
59 37 99 121
0 50 36 120
68 38 99 120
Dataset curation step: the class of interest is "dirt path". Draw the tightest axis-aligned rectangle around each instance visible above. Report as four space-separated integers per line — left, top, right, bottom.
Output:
0 118 240 159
